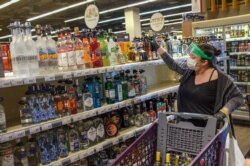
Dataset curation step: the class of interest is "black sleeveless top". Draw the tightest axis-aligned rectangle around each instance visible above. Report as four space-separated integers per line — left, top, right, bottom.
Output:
179 70 218 115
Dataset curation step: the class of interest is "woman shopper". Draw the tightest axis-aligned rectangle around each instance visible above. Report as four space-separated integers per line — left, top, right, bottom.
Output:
150 41 243 123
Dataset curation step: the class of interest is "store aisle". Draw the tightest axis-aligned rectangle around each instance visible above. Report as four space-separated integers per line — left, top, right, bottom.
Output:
235 125 250 155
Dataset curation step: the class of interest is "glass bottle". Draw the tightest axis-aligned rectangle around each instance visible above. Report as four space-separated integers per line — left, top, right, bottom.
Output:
127 105 135 126
99 31 110 66
78 121 89 149
65 28 77 70
126 70 136 98
68 124 80 152
74 27 85 69
57 127 69 158
8 23 17 75
134 104 144 127
148 101 156 123
139 69 147 95
122 107 130 128
67 82 77 115
19 97 33 126
45 25 58 71
142 102 150 125
175 155 180 166
85 120 97 146
114 75 123 102
0 97 6 133
48 130 58 161
154 151 161 166
120 71 128 100
105 76 116 104
26 135 39 166
0 142 14 166
57 30 68 70
36 24 49 73
24 22 39 76
127 44 136 62
133 70 141 96
14 139 29 166
82 83 94 111
93 118 105 143
0 44 12 73
82 30 93 68
108 34 119 66
90 31 103 68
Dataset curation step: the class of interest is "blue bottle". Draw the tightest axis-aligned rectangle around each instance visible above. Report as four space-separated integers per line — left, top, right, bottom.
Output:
114 75 123 102
45 84 57 119
27 85 41 123
37 133 51 164
93 77 102 108
57 127 69 157
48 130 58 161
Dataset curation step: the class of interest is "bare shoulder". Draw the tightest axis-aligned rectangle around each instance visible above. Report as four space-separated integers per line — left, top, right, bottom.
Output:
211 69 218 81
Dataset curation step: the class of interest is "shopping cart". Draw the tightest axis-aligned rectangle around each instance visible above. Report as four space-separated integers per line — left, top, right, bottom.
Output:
110 112 229 166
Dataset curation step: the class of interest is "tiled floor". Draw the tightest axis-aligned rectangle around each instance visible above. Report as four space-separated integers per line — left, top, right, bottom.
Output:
235 124 250 156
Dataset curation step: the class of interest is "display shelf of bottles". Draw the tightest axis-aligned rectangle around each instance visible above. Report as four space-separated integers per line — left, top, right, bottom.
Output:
225 37 250 42
235 82 250 86
45 123 151 166
0 82 179 143
229 52 250 56
231 66 250 70
232 110 250 121
0 56 188 89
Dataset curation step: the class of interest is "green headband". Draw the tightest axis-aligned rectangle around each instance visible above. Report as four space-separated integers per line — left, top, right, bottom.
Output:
190 43 212 60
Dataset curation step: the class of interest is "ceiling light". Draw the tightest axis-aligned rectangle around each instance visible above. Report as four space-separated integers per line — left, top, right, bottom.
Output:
27 0 94 21
65 0 157 23
113 30 126 34
165 21 183 26
0 0 20 9
99 17 125 24
165 18 183 23
142 20 183 26
0 35 12 40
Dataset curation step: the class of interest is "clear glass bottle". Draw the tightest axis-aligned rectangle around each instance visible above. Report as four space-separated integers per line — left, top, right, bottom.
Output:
57 127 69 158
8 23 18 75
0 97 6 133
0 142 14 166
85 120 97 146
148 101 156 123
99 31 110 67
19 97 33 126
26 135 39 166
57 30 68 70
134 104 144 127
78 121 89 149
120 71 128 100
65 28 77 70
74 27 85 69
45 25 58 71
68 124 80 152
105 76 115 104
93 77 102 108
14 139 29 166
141 102 150 125
36 24 49 73
82 30 93 68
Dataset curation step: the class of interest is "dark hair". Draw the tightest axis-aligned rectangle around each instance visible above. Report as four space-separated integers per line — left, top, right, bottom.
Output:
197 43 221 67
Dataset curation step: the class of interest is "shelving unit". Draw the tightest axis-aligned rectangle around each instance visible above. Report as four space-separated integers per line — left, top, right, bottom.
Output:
231 66 250 70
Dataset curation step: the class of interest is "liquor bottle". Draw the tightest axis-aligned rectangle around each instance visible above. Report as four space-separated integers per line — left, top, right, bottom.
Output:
57 127 69 157
66 81 77 115
23 22 39 76
134 104 144 127
90 31 103 68
127 105 135 126
57 30 68 70
94 118 105 142
36 25 49 73
105 76 116 104
165 153 171 166
122 107 130 128
126 70 136 98
154 151 161 166
37 85 49 121
175 155 180 166
11 21 30 77
139 69 147 95
74 80 83 112
133 70 141 96
0 142 14 166
14 139 29 166
65 28 77 70
8 23 17 74
46 85 57 119
127 44 136 62
1 44 12 73
185 157 192 165
48 130 59 161
99 31 110 66
82 30 93 68
141 102 150 125
26 135 39 166
96 76 104 101
68 124 80 152
85 120 97 145
45 25 58 71
114 75 123 102
0 97 6 133
19 97 32 126
93 77 102 108
148 101 156 123
105 119 118 138
107 34 119 66
78 121 89 149
74 27 85 69
82 83 94 111
62 85 70 116
120 71 128 100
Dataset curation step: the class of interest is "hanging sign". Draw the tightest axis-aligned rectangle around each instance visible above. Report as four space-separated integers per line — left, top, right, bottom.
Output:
84 4 99 29
150 13 164 32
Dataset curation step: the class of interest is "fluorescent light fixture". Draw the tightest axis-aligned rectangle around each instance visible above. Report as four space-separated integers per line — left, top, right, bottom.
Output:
140 3 191 16
99 17 125 24
165 21 183 26
27 0 94 21
65 0 157 23
113 30 126 34
165 18 183 23
0 0 20 9
0 35 12 40
142 20 183 26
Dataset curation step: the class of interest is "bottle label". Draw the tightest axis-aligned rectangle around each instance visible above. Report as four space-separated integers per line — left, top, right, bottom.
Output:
109 89 115 99
75 50 84 65
87 127 97 142
70 139 80 151
58 52 68 67
38 48 48 61
0 112 6 124
105 90 109 98
97 123 105 139
117 84 123 101
67 51 76 66
80 131 89 145
47 48 58 60
128 83 136 97
0 148 14 166
83 96 93 108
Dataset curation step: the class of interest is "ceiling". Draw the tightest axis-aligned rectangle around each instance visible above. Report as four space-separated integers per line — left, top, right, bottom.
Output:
0 0 191 39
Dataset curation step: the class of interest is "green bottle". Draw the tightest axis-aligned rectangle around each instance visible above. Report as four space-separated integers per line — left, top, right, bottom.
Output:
120 71 128 100
105 76 115 104
99 31 110 66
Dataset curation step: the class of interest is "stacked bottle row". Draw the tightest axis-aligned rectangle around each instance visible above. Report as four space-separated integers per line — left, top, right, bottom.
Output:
231 70 250 82
226 40 250 53
68 137 137 166
0 44 12 73
154 151 194 166
230 54 250 66
0 95 178 166
225 24 250 38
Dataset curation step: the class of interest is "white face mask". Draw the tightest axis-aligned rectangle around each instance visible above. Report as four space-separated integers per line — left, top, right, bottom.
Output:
187 57 197 70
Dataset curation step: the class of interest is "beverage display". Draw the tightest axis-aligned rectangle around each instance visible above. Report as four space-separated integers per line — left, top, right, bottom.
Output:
74 27 85 69
26 135 39 166
0 142 14 166
105 75 116 104
57 29 69 70
154 151 161 166
68 124 80 152
14 139 29 166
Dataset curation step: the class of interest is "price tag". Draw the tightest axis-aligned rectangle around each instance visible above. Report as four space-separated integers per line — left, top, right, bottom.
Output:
63 73 72 79
118 102 126 108
106 67 114 73
103 142 113 149
115 66 122 71
29 126 41 135
41 123 52 131
90 69 98 75
73 71 82 77
62 158 71 166
24 77 36 84
80 151 88 159
70 154 80 163
11 78 23 86
95 144 103 152
97 68 106 73
14 130 25 139
62 117 72 125
45 74 55 82
52 121 63 128
87 148 95 156
73 115 83 122
112 104 119 110
52 162 62 166
0 80 11 88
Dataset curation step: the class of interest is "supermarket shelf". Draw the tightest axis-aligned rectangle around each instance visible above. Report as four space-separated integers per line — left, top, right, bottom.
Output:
229 52 250 56
0 56 187 89
0 82 179 143
231 66 250 70
232 110 250 121
225 37 250 42
235 82 250 85
46 124 152 166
